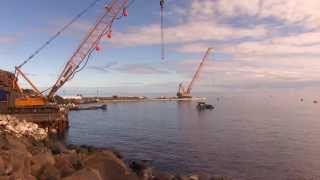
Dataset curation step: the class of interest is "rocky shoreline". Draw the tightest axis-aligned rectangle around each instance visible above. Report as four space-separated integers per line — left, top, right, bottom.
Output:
0 117 229 180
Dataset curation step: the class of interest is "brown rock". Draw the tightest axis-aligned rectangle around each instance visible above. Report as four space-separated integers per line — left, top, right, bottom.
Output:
5 135 28 154
4 163 13 176
54 154 75 178
152 170 175 180
60 153 83 170
0 156 5 175
25 175 37 180
0 176 10 180
83 151 130 180
45 138 67 155
31 152 55 177
0 149 31 179
39 163 61 180
31 152 55 166
31 163 43 177
190 175 199 180
210 176 232 180
62 167 102 180
176 175 189 180
197 173 211 180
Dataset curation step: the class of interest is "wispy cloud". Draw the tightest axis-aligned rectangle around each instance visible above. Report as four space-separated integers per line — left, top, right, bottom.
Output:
87 61 118 73
35 19 93 37
0 35 17 44
109 22 267 48
169 53 320 90
208 0 320 29
115 63 169 75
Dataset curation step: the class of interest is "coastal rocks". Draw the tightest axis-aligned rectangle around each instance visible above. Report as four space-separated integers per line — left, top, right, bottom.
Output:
0 132 141 180
30 151 55 176
83 151 130 180
62 167 102 180
54 155 76 177
0 115 48 140
128 160 227 180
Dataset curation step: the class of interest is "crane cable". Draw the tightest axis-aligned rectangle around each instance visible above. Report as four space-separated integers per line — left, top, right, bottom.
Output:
17 0 103 68
63 0 137 80
160 0 165 60
27 0 137 94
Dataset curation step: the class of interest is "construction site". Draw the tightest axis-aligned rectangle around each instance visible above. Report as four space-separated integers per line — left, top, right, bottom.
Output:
0 0 212 132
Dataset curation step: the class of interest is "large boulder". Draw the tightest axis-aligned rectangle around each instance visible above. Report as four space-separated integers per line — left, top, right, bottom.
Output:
30 152 55 177
0 149 32 179
58 152 84 171
62 167 103 180
38 163 61 180
4 134 29 154
152 170 175 180
45 138 68 155
83 151 131 180
54 154 75 178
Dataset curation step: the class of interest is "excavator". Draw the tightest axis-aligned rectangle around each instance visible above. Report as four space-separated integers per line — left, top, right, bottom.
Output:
1 0 129 113
177 48 213 98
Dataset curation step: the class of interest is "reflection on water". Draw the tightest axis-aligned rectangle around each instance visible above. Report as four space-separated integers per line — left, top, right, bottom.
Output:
66 90 320 180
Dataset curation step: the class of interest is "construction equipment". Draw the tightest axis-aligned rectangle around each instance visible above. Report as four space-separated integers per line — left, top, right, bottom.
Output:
177 48 213 98
1 0 169 113
47 0 128 100
0 0 129 112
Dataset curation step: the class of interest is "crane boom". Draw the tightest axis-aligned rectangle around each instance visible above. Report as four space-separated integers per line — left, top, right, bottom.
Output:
186 48 213 94
48 0 128 100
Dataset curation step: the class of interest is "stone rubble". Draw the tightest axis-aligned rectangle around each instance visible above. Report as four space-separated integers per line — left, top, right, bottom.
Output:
0 115 48 140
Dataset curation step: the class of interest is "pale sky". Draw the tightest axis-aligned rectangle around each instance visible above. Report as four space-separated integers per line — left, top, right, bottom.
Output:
1 0 320 94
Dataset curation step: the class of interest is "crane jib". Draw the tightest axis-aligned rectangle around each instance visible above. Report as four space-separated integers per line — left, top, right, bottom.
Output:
186 48 213 94
47 0 128 100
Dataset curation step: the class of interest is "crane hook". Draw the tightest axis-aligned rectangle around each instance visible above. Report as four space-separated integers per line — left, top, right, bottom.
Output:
160 0 165 8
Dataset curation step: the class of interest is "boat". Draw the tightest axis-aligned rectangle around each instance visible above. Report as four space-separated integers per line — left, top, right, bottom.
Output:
197 102 214 111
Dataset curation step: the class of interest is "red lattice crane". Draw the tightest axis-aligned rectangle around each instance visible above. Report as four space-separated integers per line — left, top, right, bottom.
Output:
13 0 128 107
177 48 213 98
48 0 128 100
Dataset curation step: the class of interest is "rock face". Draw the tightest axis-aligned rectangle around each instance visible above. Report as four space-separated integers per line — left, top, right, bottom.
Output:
0 132 139 180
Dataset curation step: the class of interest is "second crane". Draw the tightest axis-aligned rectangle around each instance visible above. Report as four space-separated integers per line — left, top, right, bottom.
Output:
177 48 213 98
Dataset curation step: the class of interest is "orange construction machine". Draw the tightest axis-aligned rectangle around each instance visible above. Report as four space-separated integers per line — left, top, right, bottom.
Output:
0 0 129 113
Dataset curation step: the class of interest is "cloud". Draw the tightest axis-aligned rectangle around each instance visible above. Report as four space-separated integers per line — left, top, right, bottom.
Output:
169 53 320 90
177 28 320 56
198 0 320 29
109 22 267 48
175 42 214 53
108 0 320 48
271 31 320 46
115 63 169 75
87 61 118 73
221 35 320 57
36 19 93 38
0 35 17 44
